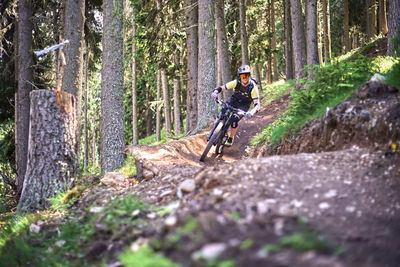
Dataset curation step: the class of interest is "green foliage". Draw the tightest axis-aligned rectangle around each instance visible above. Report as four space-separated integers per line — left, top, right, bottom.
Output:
382 59 400 89
0 194 151 266
118 245 180 267
261 79 294 105
239 238 253 250
115 154 137 177
48 186 85 212
280 232 331 252
251 55 394 147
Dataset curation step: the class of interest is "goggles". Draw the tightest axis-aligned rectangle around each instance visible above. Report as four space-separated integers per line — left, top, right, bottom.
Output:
240 73 249 79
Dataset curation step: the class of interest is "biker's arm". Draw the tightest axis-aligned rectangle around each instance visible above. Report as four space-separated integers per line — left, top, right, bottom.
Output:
248 85 261 116
212 80 237 95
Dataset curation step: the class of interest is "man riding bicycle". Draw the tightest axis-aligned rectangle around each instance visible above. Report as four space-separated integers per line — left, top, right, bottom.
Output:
211 65 260 146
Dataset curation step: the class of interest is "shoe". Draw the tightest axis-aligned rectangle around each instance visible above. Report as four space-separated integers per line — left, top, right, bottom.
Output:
225 137 234 147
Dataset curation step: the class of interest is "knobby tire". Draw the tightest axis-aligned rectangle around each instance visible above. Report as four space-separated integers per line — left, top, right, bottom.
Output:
200 121 222 162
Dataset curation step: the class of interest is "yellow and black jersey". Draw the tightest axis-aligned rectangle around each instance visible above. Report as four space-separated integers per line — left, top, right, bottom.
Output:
225 78 259 105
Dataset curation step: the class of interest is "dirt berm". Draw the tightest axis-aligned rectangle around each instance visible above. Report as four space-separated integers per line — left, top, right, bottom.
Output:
81 80 400 266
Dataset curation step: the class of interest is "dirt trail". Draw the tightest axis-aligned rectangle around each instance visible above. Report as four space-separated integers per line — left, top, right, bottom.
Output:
120 84 400 267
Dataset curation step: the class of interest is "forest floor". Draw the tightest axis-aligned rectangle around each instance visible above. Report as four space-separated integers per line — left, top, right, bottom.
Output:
70 78 400 267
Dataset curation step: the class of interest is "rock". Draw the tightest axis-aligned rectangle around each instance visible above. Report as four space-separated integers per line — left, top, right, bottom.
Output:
345 206 356 213
164 216 177 228
30 223 41 233
55 240 66 247
193 243 227 260
319 202 330 210
101 172 125 187
89 206 104 213
324 189 337 199
179 179 196 193
359 110 371 121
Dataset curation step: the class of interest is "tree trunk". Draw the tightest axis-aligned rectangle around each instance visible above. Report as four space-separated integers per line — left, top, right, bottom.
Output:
161 70 172 138
156 70 161 142
83 48 89 170
267 2 272 84
17 90 76 213
366 0 377 40
215 0 233 99
131 10 138 145
16 0 33 196
284 0 294 80
145 84 153 137
101 0 125 172
196 0 217 132
379 0 388 35
344 0 351 52
271 0 278 81
239 0 250 65
306 0 320 66
173 56 182 136
322 0 332 61
185 0 198 133
56 0 66 91
61 0 85 166
387 0 400 56
290 0 307 84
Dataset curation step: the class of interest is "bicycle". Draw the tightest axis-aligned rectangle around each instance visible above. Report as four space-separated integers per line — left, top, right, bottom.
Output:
199 99 247 162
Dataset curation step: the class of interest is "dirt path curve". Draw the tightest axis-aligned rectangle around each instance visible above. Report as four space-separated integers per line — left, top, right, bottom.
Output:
120 91 400 267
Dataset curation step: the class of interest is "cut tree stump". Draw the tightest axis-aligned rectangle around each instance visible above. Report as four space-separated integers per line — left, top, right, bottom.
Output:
18 89 77 213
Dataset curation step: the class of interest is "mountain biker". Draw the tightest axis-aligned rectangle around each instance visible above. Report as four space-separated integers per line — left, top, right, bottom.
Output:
211 64 260 146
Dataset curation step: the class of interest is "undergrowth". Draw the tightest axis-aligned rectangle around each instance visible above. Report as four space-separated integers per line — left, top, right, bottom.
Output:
251 55 399 147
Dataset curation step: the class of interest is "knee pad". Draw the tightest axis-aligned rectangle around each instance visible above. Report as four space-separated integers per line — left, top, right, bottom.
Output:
231 114 241 128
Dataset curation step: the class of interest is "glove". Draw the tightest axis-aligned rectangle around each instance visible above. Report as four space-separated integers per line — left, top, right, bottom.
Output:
211 91 219 100
245 112 253 118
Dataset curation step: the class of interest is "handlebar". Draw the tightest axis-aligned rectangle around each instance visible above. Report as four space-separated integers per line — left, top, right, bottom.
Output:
215 98 246 116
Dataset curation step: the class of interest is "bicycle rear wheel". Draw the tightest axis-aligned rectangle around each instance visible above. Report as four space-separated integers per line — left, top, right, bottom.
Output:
200 121 223 162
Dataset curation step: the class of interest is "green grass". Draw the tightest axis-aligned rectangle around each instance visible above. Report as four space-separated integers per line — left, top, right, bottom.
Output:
0 194 152 266
261 79 294 105
251 55 399 148
118 245 180 267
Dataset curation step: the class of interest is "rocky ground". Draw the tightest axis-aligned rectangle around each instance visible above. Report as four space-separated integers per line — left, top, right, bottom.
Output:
62 80 400 267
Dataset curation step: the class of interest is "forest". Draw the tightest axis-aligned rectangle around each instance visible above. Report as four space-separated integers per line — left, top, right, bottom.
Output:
0 0 400 266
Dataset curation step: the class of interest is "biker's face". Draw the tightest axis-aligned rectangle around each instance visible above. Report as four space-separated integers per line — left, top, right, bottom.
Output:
240 73 250 85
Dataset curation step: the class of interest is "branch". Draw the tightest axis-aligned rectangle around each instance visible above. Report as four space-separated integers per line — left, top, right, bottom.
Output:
34 40 70 57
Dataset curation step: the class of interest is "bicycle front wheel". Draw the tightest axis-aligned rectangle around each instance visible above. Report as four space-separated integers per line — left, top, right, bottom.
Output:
200 121 223 162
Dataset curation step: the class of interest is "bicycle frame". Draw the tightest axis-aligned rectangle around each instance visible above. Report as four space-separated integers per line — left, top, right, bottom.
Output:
200 99 245 161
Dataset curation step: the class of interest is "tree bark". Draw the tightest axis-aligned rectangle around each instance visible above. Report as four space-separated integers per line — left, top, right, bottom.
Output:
156 70 161 142
83 47 89 170
366 0 377 40
344 0 351 52
306 0 320 66
239 0 250 65
131 10 138 145
379 0 388 35
16 0 33 196
173 56 182 136
17 90 76 213
387 0 400 56
284 0 294 80
322 0 332 61
271 0 278 81
61 0 85 176
101 0 125 172
185 0 198 133
196 0 217 132
290 0 307 84
161 70 172 138
215 0 233 99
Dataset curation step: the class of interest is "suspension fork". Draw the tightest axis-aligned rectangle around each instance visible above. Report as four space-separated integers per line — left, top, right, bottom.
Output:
207 118 223 141
213 116 232 145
